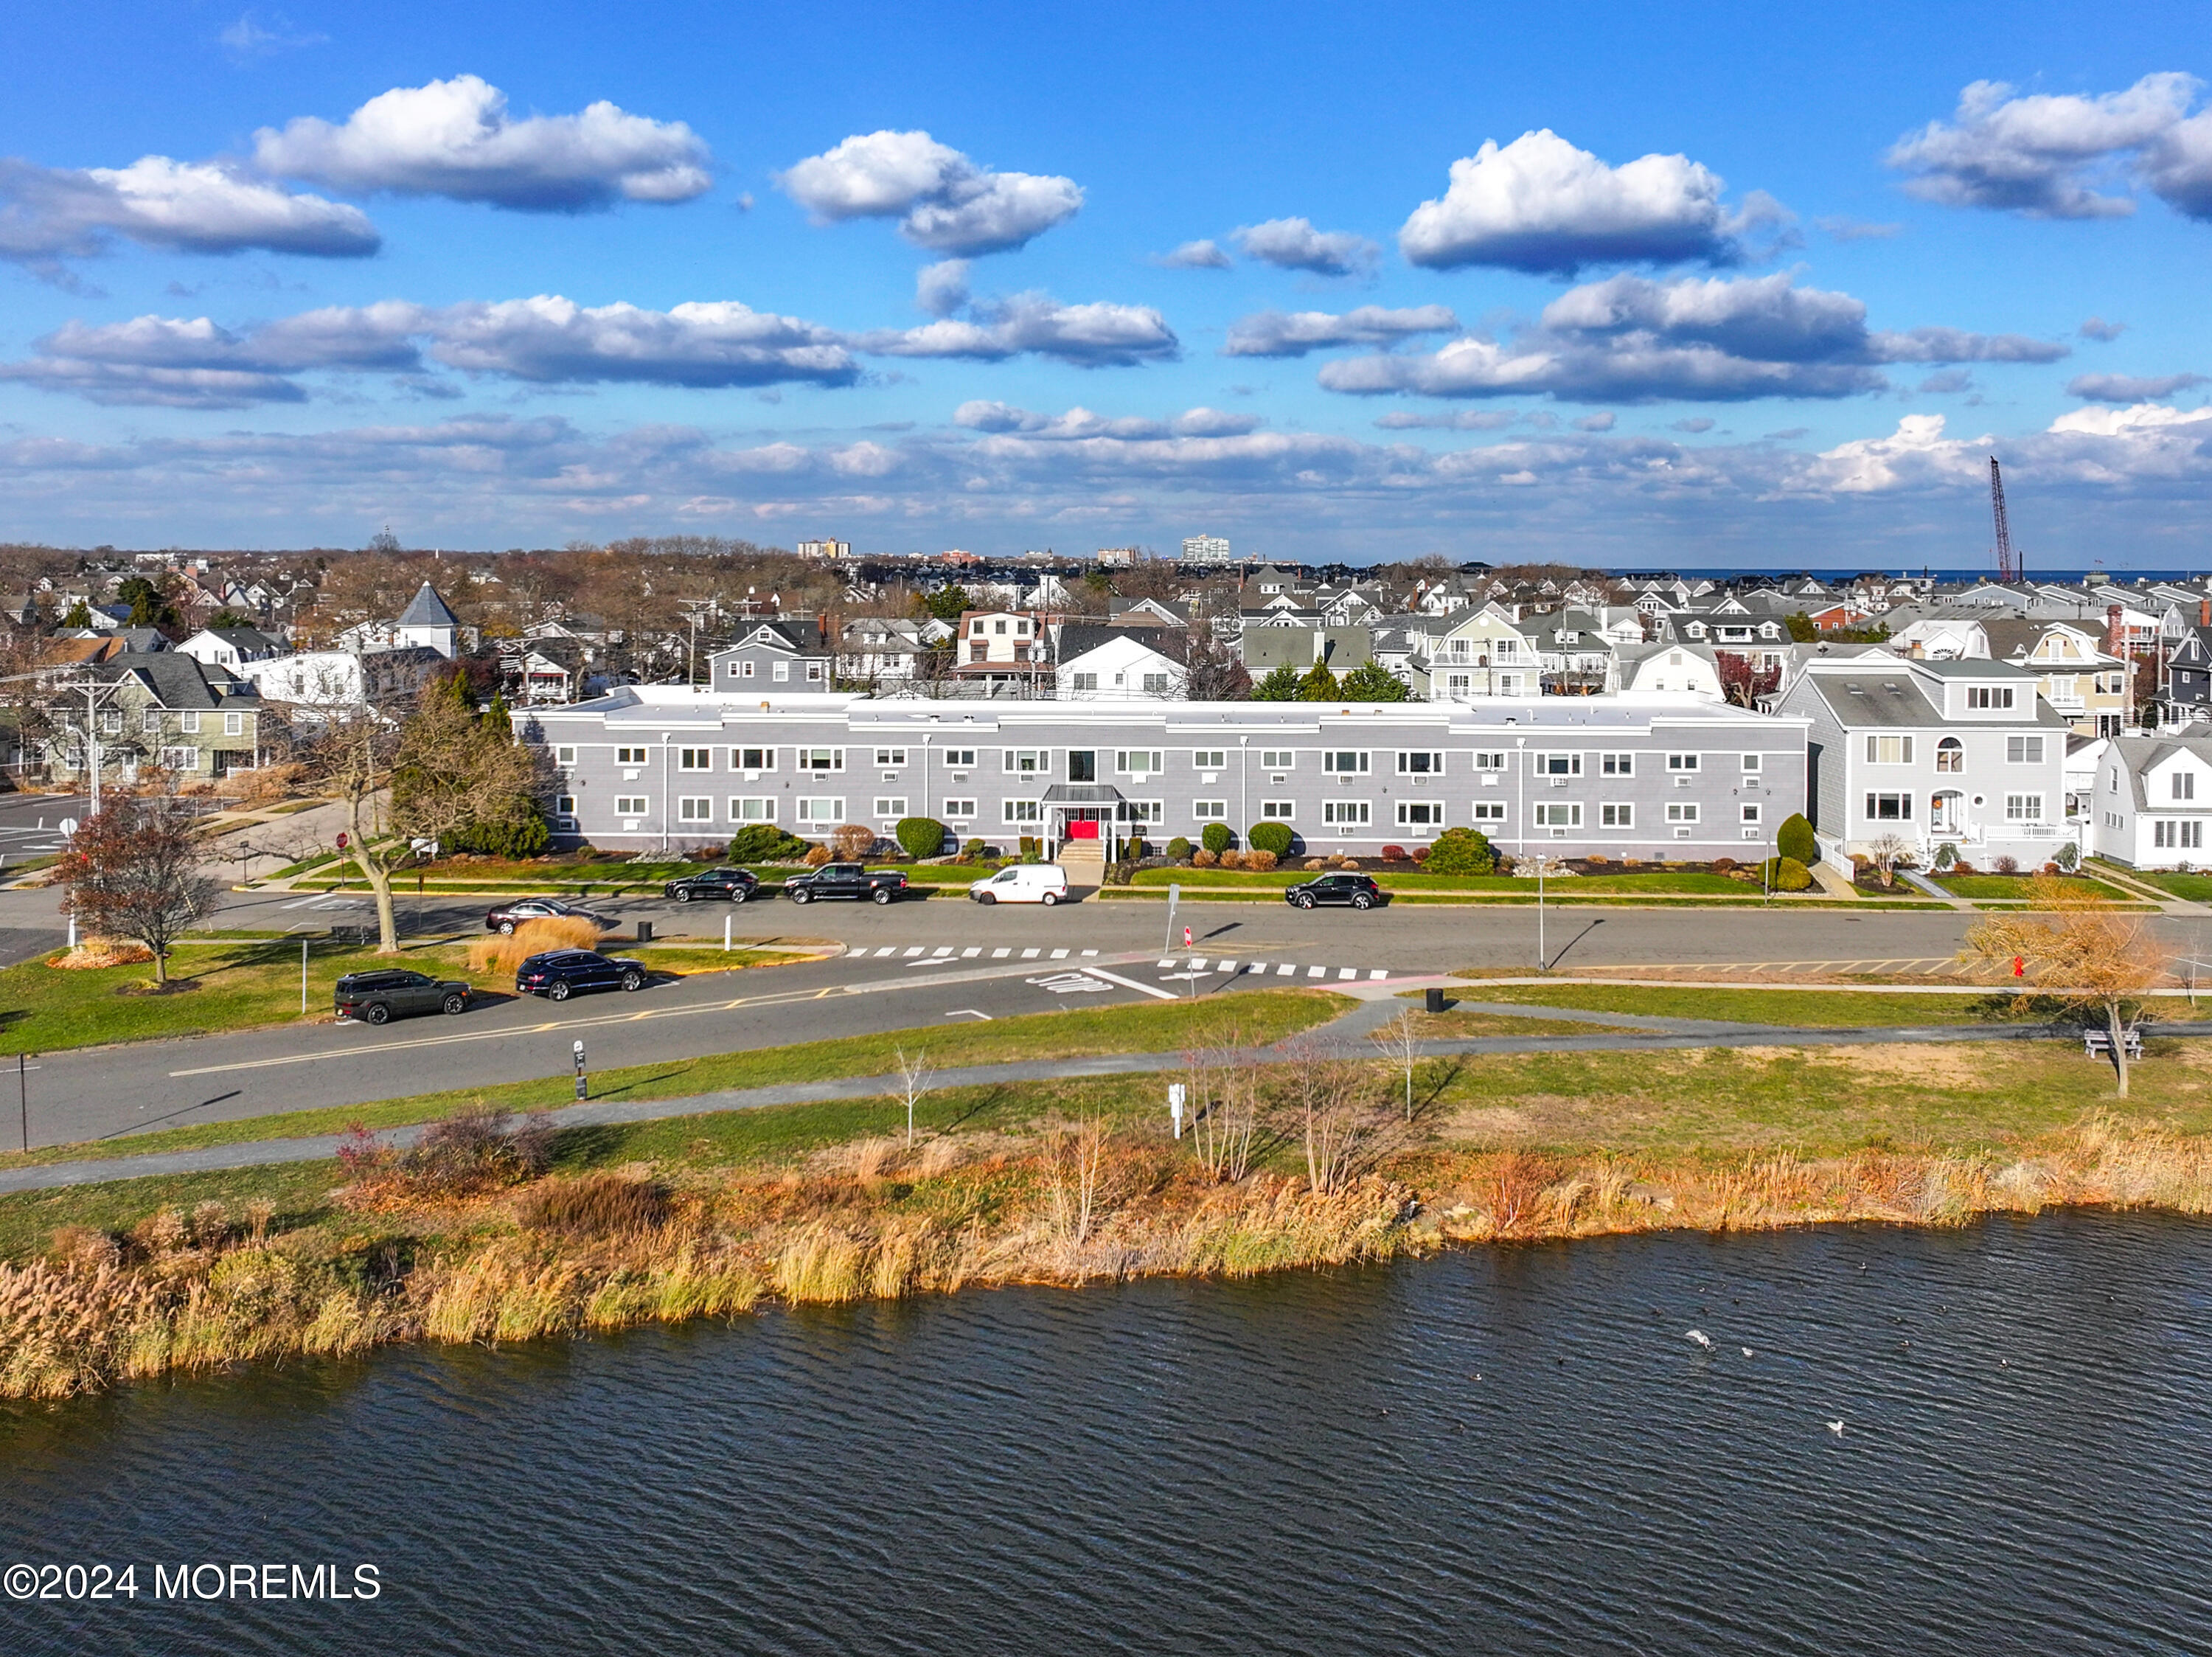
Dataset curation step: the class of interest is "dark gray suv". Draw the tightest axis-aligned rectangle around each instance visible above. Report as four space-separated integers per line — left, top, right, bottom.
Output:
335 969 473 1024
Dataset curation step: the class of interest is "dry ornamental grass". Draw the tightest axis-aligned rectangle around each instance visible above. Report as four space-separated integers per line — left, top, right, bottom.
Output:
467 916 604 977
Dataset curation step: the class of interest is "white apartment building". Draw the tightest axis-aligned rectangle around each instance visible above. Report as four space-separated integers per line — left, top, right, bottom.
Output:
1181 535 1232 564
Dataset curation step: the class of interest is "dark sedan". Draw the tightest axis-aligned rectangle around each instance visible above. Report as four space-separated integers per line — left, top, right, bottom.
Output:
1284 872 1383 911
515 949 650 1001
664 867 760 903
484 897 611 935
335 968 472 1024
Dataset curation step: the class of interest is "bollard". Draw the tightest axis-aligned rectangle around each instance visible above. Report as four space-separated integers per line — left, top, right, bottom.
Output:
1168 1083 1186 1140
573 1040 588 1102
636 920 655 944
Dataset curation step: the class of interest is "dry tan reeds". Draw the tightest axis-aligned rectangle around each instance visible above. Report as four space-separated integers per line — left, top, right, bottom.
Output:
467 916 604 977
46 937 155 970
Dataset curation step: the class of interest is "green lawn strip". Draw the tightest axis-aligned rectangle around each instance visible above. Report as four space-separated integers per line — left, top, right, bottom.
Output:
1441 981 2079 1028
0 988 1351 1173
1097 889 1860 908
1130 866 1750 894
1935 873 2129 901
2118 868 2212 903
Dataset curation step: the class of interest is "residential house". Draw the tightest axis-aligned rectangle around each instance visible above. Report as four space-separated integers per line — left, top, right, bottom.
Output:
1982 619 2126 737
709 620 834 694
48 654 262 785
950 609 1053 693
1613 642 1725 700
1418 605 1540 700
242 646 446 709
338 582 463 659
2088 736 2212 867
1057 628 1184 700
175 625 282 671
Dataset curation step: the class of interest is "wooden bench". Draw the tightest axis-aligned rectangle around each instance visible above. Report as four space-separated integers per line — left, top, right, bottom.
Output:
2082 1026 2145 1060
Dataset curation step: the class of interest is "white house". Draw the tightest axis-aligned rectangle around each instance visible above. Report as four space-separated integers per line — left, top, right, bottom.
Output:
1615 642 1725 699
2089 736 2212 867
1419 605 1541 699
338 583 462 659
241 645 445 709
1057 631 1184 700
175 625 282 671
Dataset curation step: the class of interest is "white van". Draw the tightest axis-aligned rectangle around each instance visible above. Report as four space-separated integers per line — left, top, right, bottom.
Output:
968 864 1071 906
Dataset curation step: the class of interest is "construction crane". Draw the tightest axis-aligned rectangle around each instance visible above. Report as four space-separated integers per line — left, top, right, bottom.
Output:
1989 455 2020 582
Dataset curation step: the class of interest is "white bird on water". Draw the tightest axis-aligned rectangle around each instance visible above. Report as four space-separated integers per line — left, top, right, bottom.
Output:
1686 1330 1712 1349
1826 1420 1846 1437
1742 1347 1754 1358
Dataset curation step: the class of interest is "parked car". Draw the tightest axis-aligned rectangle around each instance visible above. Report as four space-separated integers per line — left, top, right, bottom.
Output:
664 867 760 904
1284 872 1383 911
515 949 650 1001
334 968 472 1024
783 864 909 906
968 864 1070 906
484 897 611 935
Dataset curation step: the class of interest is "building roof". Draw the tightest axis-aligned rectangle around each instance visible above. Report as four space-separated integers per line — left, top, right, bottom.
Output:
88 653 259 710
1057 622 1168 663
396 583 461 628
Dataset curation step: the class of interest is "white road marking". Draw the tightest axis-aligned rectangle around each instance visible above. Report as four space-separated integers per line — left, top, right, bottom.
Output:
1338 968 1357 981
1050 948 1069 959
1309 966 1326 979
1248 962 1267 973
932 945 953 957
1277 964 1295 976
1082 965 1180 1001
1020 947 1040 959
1081 949 1098 957
1158 959 1176 969
1217 960 1237 973
1369 969 1388 981
961 946 981 958
873 946 895 957
944 1009 992 1020
1028 973 1110 996
992 947 1012 959
902 946 924 958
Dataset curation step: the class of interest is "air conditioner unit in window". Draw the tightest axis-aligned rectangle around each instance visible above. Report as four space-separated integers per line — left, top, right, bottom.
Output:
1674 827 1693 838
1270 774 1286 785
1742 828 1762 840
1550 777 1569 788
1674 774 1694 787
1550 827 1568 838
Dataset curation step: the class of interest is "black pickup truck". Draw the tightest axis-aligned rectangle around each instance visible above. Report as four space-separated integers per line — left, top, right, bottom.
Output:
782 863 909 906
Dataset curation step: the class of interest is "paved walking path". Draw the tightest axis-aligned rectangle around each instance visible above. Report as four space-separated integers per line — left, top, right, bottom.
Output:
8 995 2205 1198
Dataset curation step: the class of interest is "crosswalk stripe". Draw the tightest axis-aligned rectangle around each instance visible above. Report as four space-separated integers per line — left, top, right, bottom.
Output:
1308 965 1326 979
1278 963 1295 976
1187 957 1206 970
1080 949 1098 956
1159 959 1176 969
1217 960 1237 973
1338 967 1357 980
933 945 953 957
992 947 1012 958
902 947 924 958
872 945 895 958
1051 948 1068 959
1368 969 1388 981
961 946 981 958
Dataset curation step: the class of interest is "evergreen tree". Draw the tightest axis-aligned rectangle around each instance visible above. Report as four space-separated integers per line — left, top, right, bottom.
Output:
1340 660 1408 701
1297 660 1340 701
1251 664 1303 701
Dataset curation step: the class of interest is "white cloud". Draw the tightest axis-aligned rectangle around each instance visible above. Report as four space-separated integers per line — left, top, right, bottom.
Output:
1887 73 2212 220
2067 370 2206 402
1573 411 1615 431
1373 410 1520 431
776 130 1080 255
422 296 857 386
1670 417 1716 433
0 155 378 268
916 259 971 318
1814 215 1902 241
863 292 1176 367
218 10 327 59
252 74 711 209
1232 217 1377 276
1866 326 2067 364
1222 304 1459 358
1154 238 1231 269
2081 316 2127 341
1398 129 1756 274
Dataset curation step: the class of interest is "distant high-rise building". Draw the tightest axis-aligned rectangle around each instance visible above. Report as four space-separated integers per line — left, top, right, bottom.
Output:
1181 534 1231 563
1096 546 1141 566
797 538 852 560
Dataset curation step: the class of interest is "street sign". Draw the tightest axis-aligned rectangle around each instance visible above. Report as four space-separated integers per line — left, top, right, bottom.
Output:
1168 1083 1186 1139
336 832 349 849
57 817 77 837
573 1039 588 1101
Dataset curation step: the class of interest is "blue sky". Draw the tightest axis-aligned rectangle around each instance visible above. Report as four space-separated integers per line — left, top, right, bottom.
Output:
4 1 2211 565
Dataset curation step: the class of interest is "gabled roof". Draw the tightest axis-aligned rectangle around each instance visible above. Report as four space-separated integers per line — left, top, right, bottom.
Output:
87 652 258 710
396 583 461 628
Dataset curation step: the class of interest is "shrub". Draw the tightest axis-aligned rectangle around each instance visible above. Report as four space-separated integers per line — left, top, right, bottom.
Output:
468 915 603 976
1200 821 1234 855
1993 854 2020 875
1192 847 1218 867
1329 853 1354 868
728 824 810 864
1380 844 1409 862
1122 837 1150 861
2057 841 2081 872
1932 841 1958 872
1217 850 1244 869
1711 856 1736 873
961 838 988 861
1411 844 1430 863
2042 861 2062 876
1585 852 1608 867
1018 836 1040 864
1304 858 1327 870
1776 812 1818 866
1166 836 1193 860
1104 861 1136 886
802 844 833 866
516 1173 670 1237
1244 849 1278 872
895 816 948 860
1248 820 1295 857
447 805 552 859
1425 826 1496 877
830 824 877 861
1768 855 1812 892
366 1105 554 1198
1952 859 1978 875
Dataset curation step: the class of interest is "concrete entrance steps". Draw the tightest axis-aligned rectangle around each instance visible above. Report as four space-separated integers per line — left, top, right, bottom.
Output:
1057 841 1106 893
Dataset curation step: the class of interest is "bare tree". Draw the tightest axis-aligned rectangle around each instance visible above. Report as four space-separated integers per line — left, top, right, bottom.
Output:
1868 833 1913 889
1047 1112 1110 1246
1962 877 2171 1095
1186 1032 1259 1183
58 791 220 985
893 1046 932 1147
1368 1007 1425 1121
1277 1042 1391 1196
1163 627 1253 701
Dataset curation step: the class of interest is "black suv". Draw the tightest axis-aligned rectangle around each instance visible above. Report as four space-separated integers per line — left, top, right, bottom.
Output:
1284 872 1383 911
515 949 650 1001
664 867 760 904
335 969 473 1024
782 863 909 906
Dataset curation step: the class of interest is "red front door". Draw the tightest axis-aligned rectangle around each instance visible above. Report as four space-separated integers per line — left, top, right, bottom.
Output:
1066 819 1099 839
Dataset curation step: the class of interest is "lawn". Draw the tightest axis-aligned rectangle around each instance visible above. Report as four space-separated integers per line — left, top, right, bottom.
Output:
0 937 818 1056
1439 981 2071 1028
1130 866 1754 894
2128 869 2212 903
0 987 1352 1174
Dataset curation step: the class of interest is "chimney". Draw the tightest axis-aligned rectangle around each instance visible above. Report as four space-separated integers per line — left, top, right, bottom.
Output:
2199 597 2208 628
2106 602 2126 656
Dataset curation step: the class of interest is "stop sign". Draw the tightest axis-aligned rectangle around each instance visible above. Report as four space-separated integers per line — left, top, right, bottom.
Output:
336 833 349 849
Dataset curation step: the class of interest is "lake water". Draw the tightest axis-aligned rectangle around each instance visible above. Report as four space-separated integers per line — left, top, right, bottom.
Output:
4 1212 2209 1656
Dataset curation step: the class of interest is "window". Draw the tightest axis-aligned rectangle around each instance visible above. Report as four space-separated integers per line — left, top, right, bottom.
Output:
679 748 713 771
2004 793 2045 822
1323 801 1371 827
1116 750 1164 776
142 708 161 734
1935 737 1964 774
1532 751 1581 777
1472 801 1506 822
2177 771 2199 802
556 795 576 816
1741 753 1761 774
874 748 908 767
1741 803 1763 824
678 796 714 823
737 660 756 678
1002 799 1042 824
796 798 846 824
733 747 775 771
971 619 987 637
2006 735 2045 764
943 748 976 769
1601 802 1634 827
1259 749 1295 771
1260 800 1295 819
1121 801 1165 825
1140 673 1172 695
874 797 908 819
798 748 844 773
942 799 975 821
614 795 648 816
1864 792 1914 821
2156 819 2205 849
1473 750 1506 773
1072 673 1099 692
1663 802 1699 825
1396 800 1445 826
224 711 245 737
728 798 775 821
1966 685 2017 710
1863 735 1913 765
555 744 578 766
1068 751 1097 782
1600 752 1634 776
1193 750 1226 771
1667 752 1700 772
1193 800 1228 821
616 746 648 765
1533 802 1582 827
806 664 825 684
1003 749 1049 775
772 662 790 683
1396 751 1444 775
1323 751 1370 774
